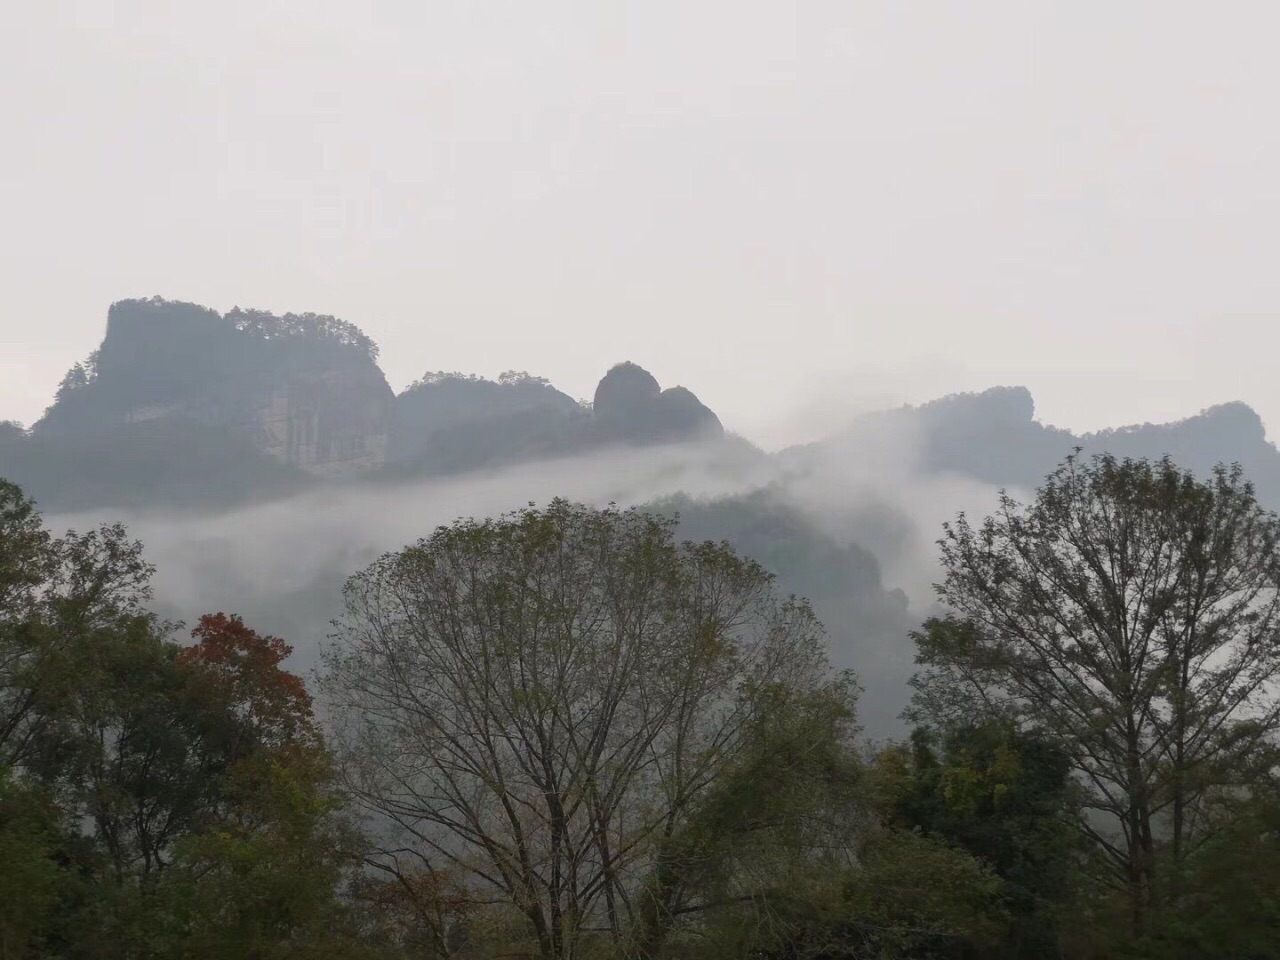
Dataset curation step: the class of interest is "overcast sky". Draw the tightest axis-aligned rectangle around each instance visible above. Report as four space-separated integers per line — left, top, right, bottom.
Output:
3 1 1278 447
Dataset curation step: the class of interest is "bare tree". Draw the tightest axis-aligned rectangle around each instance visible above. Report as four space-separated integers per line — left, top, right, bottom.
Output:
911 453 1280 933
320 499 851 960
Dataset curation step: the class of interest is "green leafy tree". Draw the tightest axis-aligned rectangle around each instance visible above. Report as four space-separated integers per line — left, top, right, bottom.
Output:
911 453 1280 937
321 499 856 960
0 479 55 766
0 479 386 958
1139 778 1280 958
873 723 1085 958
163 747 376 960
0 768 76 959
2 491 156 776
157 614 376 958
55 613 370 955
646 688 1007 960
0 483 171 957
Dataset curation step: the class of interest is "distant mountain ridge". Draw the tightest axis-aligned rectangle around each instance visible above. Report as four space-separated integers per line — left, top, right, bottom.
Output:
787 384 1280 507
389 361 726 476
2 296 1277 513
33 297 393 474
0 297 726 508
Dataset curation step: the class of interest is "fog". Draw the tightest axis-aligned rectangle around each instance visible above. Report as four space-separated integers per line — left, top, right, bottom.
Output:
778 410 1033 606
53 442 762 611
43 409 1013 738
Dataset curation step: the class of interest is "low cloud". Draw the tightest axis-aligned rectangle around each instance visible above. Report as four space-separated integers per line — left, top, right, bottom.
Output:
46 418 1015 735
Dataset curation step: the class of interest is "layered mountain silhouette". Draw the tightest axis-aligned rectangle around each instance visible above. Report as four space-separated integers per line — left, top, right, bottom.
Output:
0 297 724 508
390 361 725 476
3 296 1278 517
785 385 1280 507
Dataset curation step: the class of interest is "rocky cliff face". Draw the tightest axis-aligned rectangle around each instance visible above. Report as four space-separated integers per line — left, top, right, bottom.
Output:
15 300 728 505
252 367 390 477
34 297 395 478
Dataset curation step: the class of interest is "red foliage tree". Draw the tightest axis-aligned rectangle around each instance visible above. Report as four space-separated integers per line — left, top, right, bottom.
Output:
178 613 318 753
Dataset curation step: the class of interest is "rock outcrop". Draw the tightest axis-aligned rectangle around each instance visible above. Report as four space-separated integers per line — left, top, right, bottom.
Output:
592 362 723 443
34 298 394 479
387 362 724 475
251 367 390 478
7 299 731 505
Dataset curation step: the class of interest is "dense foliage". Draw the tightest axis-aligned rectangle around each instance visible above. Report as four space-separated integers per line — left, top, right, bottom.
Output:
911 452 1280 956
2 449 1278 957
0 479 375 957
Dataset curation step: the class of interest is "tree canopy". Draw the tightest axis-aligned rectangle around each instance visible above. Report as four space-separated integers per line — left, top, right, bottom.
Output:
0 480 375 958
321 499 866 959
911 452 1280 948
5 448 1280 958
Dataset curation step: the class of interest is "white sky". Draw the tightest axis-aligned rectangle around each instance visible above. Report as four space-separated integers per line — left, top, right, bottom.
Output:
3 1 1278 448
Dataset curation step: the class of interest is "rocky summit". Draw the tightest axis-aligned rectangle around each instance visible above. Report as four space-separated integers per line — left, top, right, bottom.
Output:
0 297 726 507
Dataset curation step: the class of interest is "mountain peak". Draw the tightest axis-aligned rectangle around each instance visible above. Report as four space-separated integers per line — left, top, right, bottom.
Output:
1195 401 1266 441
918 385 1036 426
34 297 393 481
593 362 662 414
592 362 722 443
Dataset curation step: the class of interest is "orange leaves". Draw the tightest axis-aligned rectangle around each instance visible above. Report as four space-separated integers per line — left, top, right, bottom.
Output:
179 613 318 749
